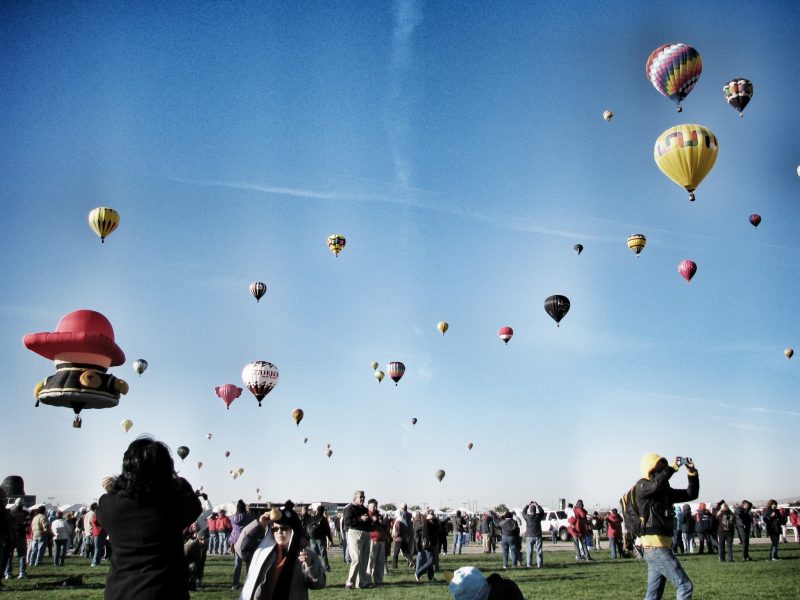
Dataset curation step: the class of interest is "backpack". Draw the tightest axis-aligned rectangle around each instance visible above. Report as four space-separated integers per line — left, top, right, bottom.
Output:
620 481 647 537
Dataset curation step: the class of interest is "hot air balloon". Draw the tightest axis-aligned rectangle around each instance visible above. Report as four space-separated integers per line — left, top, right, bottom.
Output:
387 362 405 385
303 437 308 444
121 419 133 434
370 361 379 371
327 234 346 257
654 124 718 201
467 442 473 450
498 326 513 345
544 295 570 327
374 370 385 383
678 260 697 283
23 309 128 428
249 281 267 302
784 348 793 360
434 469 446 482
257 495 262 501
242 361 279 406
325 449 333 458
749 214 761 228
627 234 647 256
645 43 702 112
197 461 203 469
101 477 115 492
177 446 190 461
224 450 231 458
232 472 239 480
88 207 120 243
133 359 148 377
602 110 613 122
411 417 417 425
723 78 753 117
237 467 244 476
437 321 449 336
256 488 260 494
292 408 304 427
573 244 583 255
215 384 242 410
207 433 212 440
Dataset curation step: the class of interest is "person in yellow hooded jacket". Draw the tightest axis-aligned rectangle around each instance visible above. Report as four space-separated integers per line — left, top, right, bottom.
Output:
635 453 699 600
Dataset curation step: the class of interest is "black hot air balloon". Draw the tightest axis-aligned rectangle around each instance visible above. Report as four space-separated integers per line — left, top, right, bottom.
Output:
573 244 583 255
177 446 190 461
544 295 570 327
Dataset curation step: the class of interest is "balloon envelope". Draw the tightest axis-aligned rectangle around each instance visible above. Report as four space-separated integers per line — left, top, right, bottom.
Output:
374 370 385 383
249 281 267 302
654 124 718 201
411 417 417 425
242 361 279 406
573 244 583 255
370 361 379 371
646 43 702 110
120 419 133 434
467 442 473 450
133 359 148 376
292 408 304 426
88 207 120 242
215 384 242 410
207 433 212 440
627 234 647 256
544 295 570 326
303 437 308 444
224 450 230 458
437 321 449 335
197 461 203 469
434 469 446 482
678 260 697 283
325 449 333 458
749 214 761 228
387 361 405 385
327 234 346 257
498 326 513 345
785 348 793 359
602 110 613 121
177 446 190 460
722 78 753 116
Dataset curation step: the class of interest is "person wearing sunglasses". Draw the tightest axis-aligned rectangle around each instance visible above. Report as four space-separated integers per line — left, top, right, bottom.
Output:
236 500 326 600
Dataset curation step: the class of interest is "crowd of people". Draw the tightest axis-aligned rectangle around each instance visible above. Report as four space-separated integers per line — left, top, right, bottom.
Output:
2 445 799 599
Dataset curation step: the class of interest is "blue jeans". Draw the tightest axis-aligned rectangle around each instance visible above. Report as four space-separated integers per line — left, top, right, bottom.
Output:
91 536 105 566
415 548 434 580
30 538 46 566
208 532 218 554
500 535 517 567
54 540 68 566
525 535 543 567
453 531 462 554
232 553 244 588
573 536 591 560
342 531 350 562
4 537 27 576
218 531 228 553
643 547 693 600
609 536 622 559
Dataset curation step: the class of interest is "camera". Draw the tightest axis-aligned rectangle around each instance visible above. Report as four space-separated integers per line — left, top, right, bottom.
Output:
676 457 683 466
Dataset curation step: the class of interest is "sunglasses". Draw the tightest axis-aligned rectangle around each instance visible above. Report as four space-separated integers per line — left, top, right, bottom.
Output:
271 526 290 533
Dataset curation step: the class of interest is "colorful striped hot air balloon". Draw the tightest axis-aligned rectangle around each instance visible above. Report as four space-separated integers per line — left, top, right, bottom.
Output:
327 234 346 257
387 361 405 385
249 281 267 302
654 124 718 201
723 78 754 117
627 234 647 256
88 207 120 243
646 43 702 112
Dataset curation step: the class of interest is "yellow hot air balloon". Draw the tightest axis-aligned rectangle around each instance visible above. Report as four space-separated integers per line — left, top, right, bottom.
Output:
88 207 120 243
437 321 449 336
374 370 385 383
327 234 346 257
121 419 133 434
654 124 718 201
627 234 647 256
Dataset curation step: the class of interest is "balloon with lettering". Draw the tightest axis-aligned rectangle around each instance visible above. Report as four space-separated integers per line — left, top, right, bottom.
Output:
498 326 514 345
249 281 267 302
292 408 304 427
177 446 190 461
121 419 133 434
654 124 718 201
646 43 702 112
544 295 570 327
434 469 446 482
88 207 120 242
722 78 753 117
627 234 647 256
749 214 761 228
327 234 346 257
387 361 405 385
437 321 449 336
215 384 242 410
23 309 128 428
678 260 697 284
133 359 148 377
242 361 279 406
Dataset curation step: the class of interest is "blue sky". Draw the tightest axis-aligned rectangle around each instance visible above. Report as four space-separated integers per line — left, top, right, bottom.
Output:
2 0 799 512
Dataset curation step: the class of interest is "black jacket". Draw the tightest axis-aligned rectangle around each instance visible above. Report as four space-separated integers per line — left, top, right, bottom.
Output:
734 506 752 529
414 519 439 551
636 468 699 538
523 505 545 537
342 503 369 532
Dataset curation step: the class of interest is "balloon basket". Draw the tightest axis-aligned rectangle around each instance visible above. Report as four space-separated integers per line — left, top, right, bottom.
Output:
73 416 82 428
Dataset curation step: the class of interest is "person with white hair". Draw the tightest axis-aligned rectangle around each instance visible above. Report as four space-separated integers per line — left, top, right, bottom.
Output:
342 490 372 589
391 509 413 568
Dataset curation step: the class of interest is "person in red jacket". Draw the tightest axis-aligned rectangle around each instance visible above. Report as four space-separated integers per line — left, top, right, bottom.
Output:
605 508 624 559
570 500 591 561
217 510 232 555
206 513 219 555
366 500 388 587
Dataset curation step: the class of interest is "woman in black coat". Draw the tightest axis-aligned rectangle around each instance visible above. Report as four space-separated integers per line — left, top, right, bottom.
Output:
97 437 202 600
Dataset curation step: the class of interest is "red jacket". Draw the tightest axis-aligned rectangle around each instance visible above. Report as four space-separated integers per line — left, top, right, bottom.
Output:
572 507 590 536
91 515 105 538
605 511 623 539
217 516 232 532
207 516 218 532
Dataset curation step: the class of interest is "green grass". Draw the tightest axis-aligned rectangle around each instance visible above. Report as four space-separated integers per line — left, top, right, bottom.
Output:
2 541 798 599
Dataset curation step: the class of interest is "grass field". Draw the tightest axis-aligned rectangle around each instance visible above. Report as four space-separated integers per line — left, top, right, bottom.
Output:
2 541 798 599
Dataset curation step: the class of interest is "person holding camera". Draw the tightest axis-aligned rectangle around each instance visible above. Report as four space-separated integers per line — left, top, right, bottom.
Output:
523 501 545 568
635 453 699 600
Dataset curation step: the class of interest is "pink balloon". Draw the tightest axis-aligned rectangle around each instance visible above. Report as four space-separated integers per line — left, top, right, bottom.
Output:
215 384 242 409
678 260 697 284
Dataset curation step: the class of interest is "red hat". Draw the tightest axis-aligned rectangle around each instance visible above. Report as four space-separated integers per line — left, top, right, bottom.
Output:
23 309 125 366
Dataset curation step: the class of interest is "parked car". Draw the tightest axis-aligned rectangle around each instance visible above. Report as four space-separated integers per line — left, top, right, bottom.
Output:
541 509 572 541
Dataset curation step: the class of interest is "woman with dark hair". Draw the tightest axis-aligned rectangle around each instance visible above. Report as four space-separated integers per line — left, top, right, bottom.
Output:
229 499 253 591
763 499 782 561
96 436 202 600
